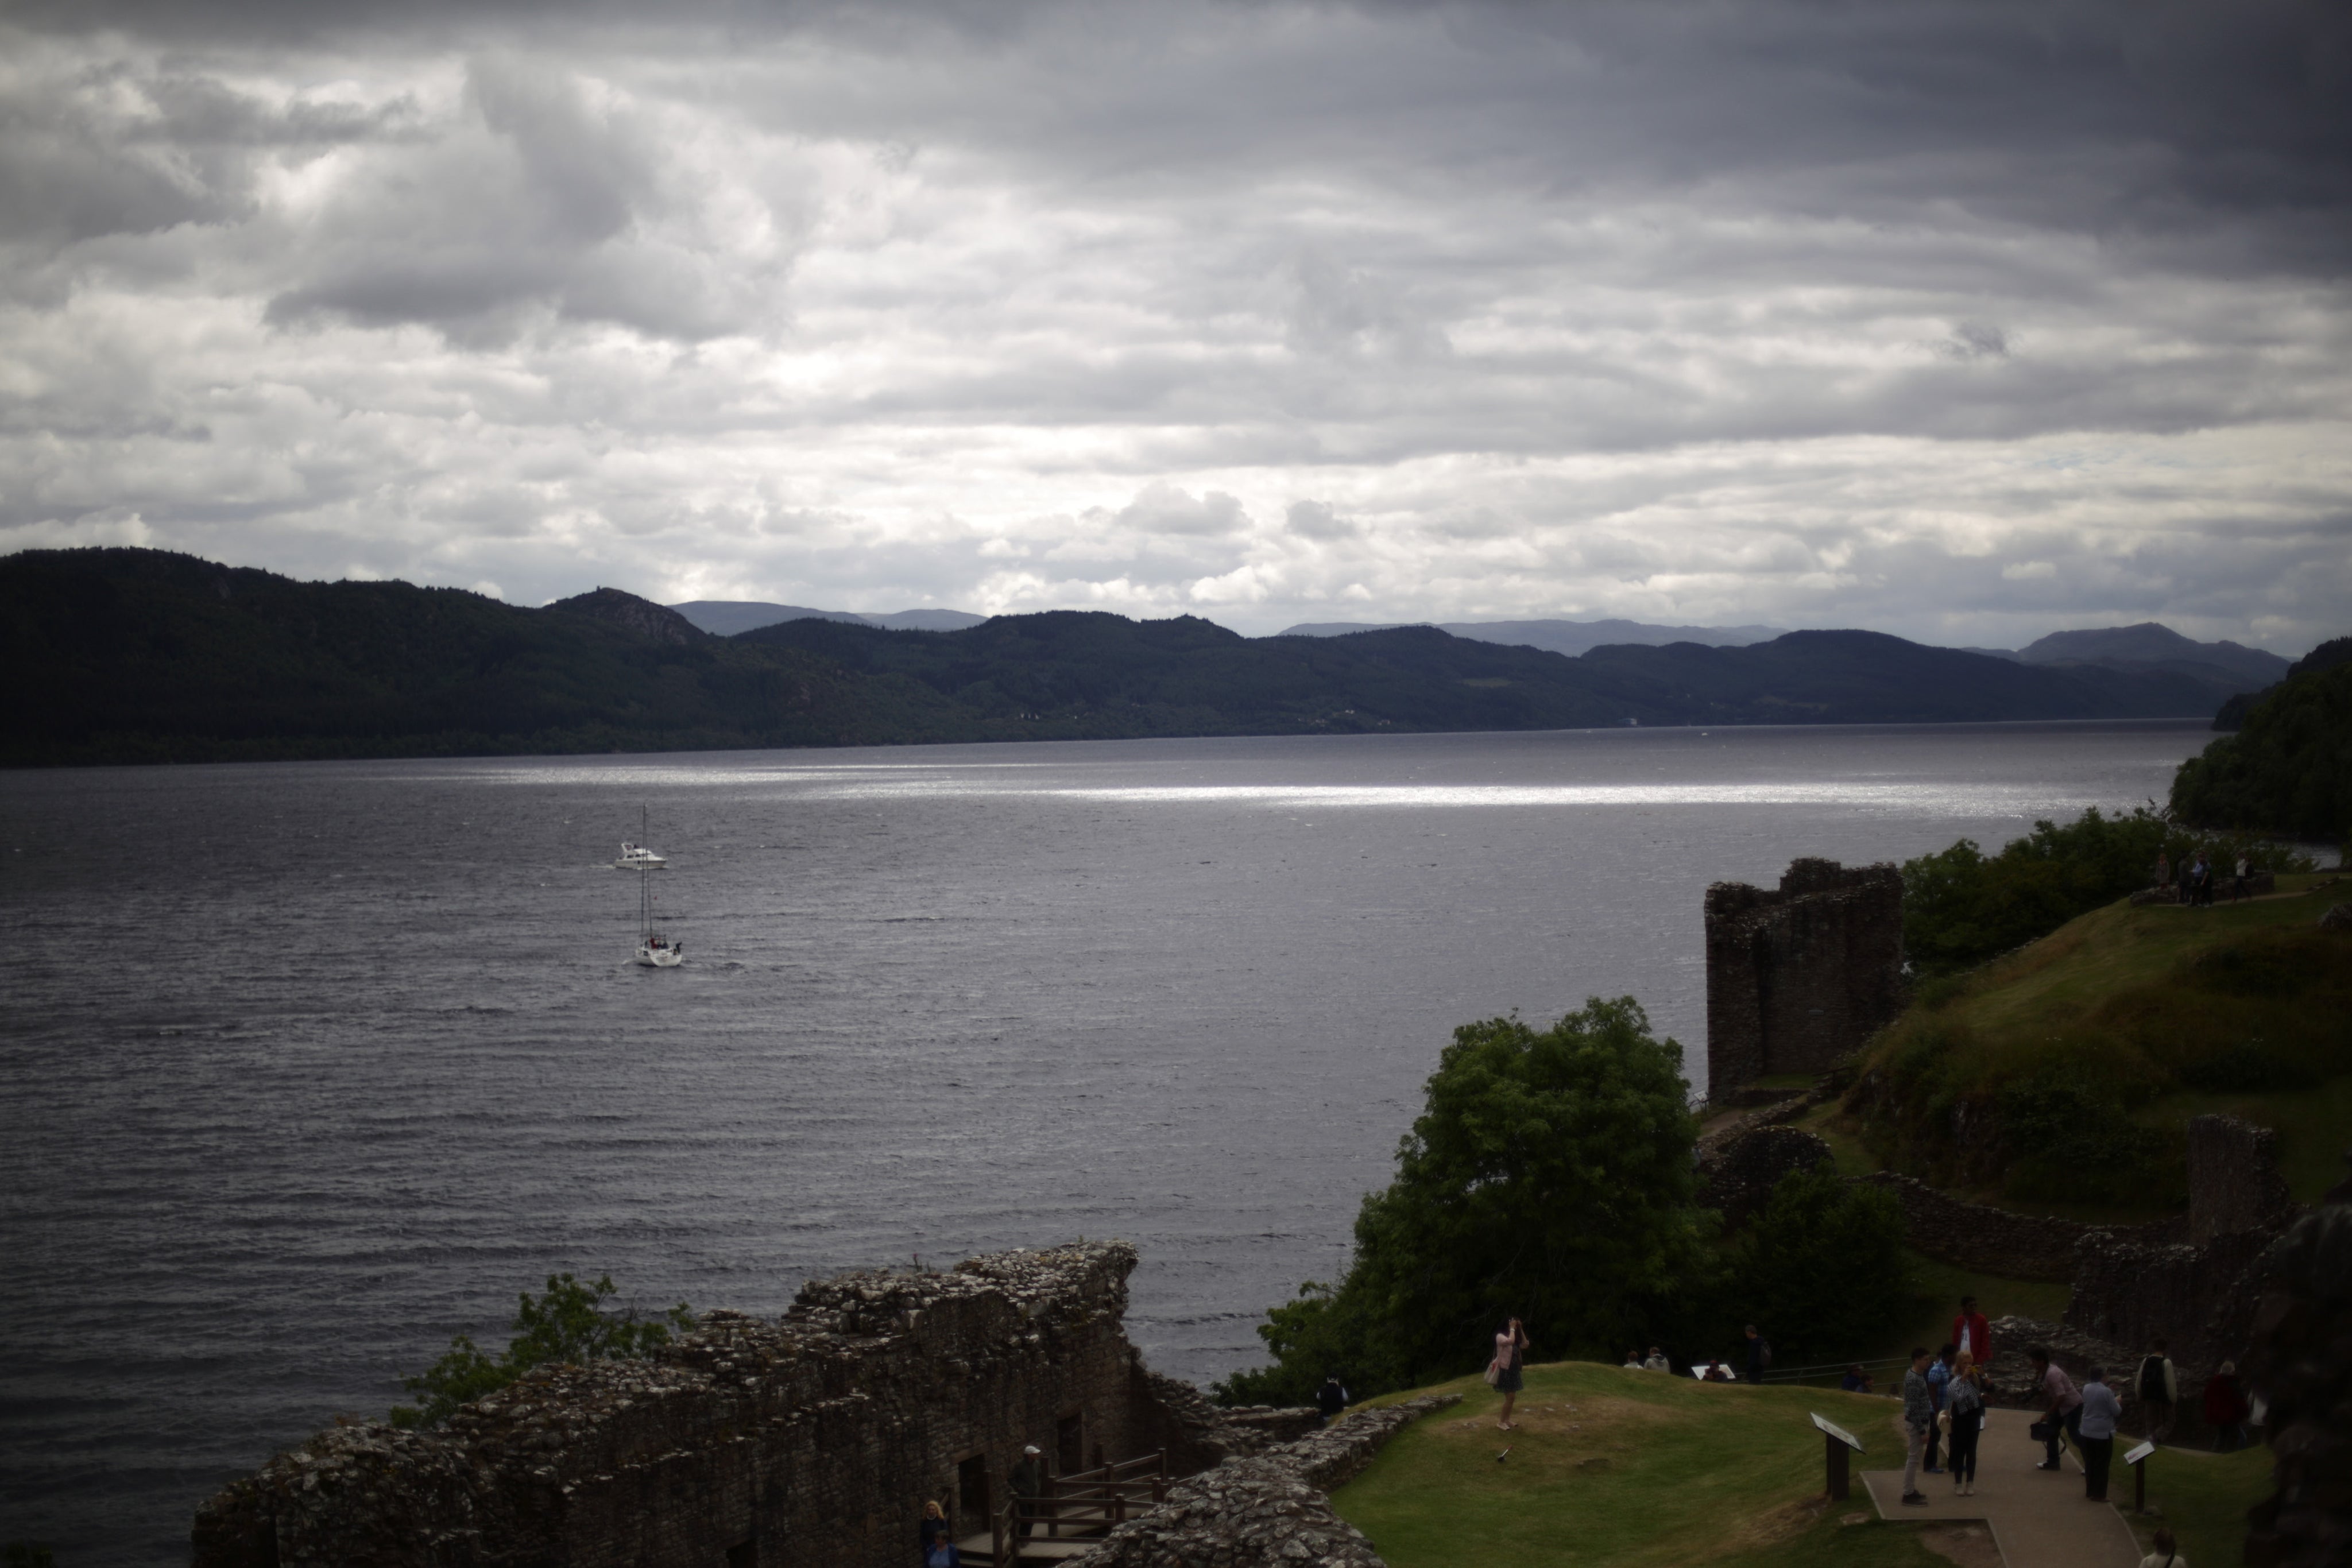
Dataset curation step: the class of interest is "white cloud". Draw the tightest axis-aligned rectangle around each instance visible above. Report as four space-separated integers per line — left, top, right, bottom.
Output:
0 2 2347 649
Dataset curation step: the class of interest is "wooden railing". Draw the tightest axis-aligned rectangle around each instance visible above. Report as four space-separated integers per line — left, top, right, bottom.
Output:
988 1451 1170 1565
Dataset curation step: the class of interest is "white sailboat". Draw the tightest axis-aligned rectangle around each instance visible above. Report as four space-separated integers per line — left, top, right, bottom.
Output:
625 808 683 967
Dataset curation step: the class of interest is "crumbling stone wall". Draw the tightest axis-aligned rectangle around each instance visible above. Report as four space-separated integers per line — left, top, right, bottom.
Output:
1859 1172 2184 1283
1697 1127 1833 1228
2191 1114 2297 1241
1705 859 1904 1093
194 1242 1201 1568
1069 1395 1459 1568
2245 1206 2352 1566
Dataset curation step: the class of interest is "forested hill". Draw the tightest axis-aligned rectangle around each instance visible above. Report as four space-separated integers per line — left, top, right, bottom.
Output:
3 548 2228 766
2171 638 2352 838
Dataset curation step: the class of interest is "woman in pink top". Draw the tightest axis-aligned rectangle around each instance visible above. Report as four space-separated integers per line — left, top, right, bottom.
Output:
1492 1318 1530 1429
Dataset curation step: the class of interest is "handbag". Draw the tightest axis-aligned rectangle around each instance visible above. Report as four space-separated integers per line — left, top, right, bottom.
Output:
1937 1410 1951 1434
2028 1418 2053 1443
1483 1358 1501 1387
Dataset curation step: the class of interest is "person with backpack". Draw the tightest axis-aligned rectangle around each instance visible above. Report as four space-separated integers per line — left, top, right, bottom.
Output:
2137 1339 2179 1442
1316 1375 1351 1426
1924 1344 1955 1473
1743 1324 1771 1383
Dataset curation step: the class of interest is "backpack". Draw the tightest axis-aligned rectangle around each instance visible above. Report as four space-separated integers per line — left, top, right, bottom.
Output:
1756 1338 1773 1371
2139 1356 2167 1401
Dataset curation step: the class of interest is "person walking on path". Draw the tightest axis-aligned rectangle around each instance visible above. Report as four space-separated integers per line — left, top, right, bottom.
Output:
2232 854 2251 902
1901 1348 1935 1504
2204 1362 2251 1451
1009 1446 1046 1541
1924 1344 1955 1474
2138 1525 2187 1567
1950 1296 1990 1366
2079 1366 2121 1501
920 1500 951 1563
1492 1318 1530 1430
2137 1339 2179 1442
2031 1347 2084 1470
1945 1351 1986 1496
1743 1323 1771 1384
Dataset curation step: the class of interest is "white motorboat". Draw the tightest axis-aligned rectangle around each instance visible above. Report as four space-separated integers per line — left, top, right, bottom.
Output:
613 842 667 870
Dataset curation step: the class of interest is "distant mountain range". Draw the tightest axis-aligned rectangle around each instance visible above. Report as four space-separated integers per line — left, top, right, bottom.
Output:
670 599 987 636
5 549 2311 767
1276 617 1787 658
1284 615 2290 710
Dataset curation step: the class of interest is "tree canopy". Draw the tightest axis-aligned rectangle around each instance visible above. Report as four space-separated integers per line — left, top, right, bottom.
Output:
1217 998 1709 1403
2172 657 2352 841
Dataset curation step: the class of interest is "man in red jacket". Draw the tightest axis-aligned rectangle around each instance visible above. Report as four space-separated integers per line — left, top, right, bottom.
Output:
1951 1296 1991 1367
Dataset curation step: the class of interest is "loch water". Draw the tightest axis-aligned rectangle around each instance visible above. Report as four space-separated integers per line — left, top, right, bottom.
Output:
0 721 2210 1563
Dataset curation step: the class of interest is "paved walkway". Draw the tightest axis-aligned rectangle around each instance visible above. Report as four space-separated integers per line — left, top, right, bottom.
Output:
1859 1407 2143 1568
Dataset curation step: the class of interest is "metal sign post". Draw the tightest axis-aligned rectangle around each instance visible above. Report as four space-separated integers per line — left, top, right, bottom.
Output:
1812 1412 1866 1501
2123 1440 2156 1515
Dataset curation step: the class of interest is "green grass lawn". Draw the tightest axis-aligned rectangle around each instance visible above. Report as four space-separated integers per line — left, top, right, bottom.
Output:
1336 1361 1951 1567
2123 1445 2272 1567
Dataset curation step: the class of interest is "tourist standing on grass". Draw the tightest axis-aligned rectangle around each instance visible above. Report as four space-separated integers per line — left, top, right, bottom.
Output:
1644 1346 1670 1373
2137 1339 2179 1442
2154 850 2172 893
2078 1366 2121 1501
1901 1348 1934 1505
2030 1346 2083 1470
1945 1352 1985 1496
1924 1344 1955 1473
1951 1296 1990 1365
2204 1362 2250 1451
1743 1323 1771 1384
2138 1525 2186 1567
1493 1317 1530 1430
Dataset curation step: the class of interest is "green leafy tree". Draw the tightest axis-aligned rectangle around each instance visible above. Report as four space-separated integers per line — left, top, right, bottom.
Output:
1730 1170 1910 1366
392 1273 694 1427
1217 998 1710 1403
1902 805 2312 978
2173 659 2352 839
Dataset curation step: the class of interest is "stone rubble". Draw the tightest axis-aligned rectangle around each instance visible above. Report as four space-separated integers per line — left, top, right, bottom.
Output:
1067 1395 1460 1568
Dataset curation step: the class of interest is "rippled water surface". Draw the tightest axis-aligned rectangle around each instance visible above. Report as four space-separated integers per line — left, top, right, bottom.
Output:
0 722 2207 1562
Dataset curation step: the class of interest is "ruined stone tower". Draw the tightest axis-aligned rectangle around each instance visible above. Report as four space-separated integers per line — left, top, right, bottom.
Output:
1704 857 1905 1095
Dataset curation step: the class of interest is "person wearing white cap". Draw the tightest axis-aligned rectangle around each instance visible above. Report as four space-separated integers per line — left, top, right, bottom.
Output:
1010 1445 1046 1540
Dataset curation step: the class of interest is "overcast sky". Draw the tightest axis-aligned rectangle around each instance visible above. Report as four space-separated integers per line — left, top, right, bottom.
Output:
3 1 2348 648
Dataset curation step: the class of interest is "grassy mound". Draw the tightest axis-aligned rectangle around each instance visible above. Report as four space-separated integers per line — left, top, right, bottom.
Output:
1847 874 2352 1209
1332 1362 1952 1567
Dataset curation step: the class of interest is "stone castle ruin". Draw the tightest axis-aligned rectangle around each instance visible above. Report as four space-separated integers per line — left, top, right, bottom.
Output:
192 1241 1441 1568
1704 858 1905 1094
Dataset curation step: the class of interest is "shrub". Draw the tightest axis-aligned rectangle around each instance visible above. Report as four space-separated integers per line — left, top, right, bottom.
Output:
391 1273 694 1427
1731 1170 1911 1366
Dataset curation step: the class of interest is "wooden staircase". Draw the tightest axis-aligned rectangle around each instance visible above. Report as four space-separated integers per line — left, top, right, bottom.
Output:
956 1451 1172 1567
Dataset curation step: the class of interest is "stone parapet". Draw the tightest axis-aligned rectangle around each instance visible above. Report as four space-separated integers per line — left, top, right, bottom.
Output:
1697 1127 1833 1228
194 1241 1181 1568
2245 1207 2352 1565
